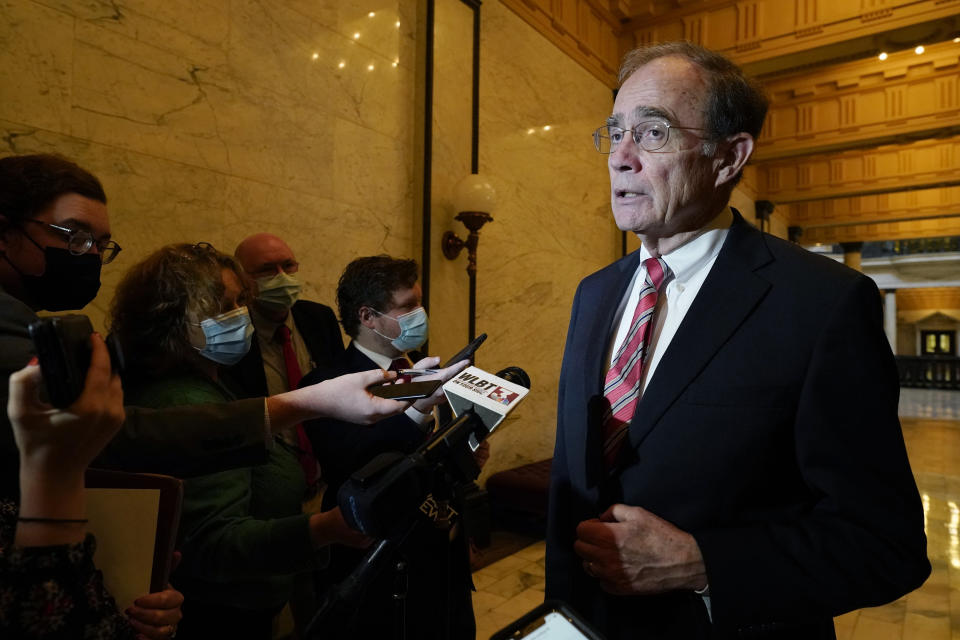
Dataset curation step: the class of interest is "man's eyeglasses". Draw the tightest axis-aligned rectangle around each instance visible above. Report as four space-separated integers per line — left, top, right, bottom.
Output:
25 219 123 264
248 260 299 279
592 121 706 154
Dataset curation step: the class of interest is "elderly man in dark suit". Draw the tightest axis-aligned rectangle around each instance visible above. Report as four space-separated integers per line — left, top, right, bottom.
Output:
546 42 929 639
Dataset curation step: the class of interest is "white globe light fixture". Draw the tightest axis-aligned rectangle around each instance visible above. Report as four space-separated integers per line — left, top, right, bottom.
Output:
443 174 497 340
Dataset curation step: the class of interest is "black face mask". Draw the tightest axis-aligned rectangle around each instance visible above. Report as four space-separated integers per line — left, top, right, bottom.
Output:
4 246 102 311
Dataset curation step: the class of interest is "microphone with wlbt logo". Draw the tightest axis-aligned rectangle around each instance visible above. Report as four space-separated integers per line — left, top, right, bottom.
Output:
441 365 531 451
338 365 531 539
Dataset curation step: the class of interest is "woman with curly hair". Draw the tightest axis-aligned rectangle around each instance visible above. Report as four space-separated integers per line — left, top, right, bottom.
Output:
109 243 367 640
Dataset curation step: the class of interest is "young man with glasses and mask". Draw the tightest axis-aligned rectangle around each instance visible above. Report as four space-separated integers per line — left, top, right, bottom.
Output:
299 255 481 640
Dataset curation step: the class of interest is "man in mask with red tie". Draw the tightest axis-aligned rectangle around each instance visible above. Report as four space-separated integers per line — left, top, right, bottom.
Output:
230 233 345 401
229 233 346 492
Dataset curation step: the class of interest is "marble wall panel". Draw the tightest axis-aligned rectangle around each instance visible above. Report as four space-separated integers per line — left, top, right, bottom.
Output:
282 0 407 64
497 0 620 87
474 0 615 480
0 115 416 338
331 117 415 229
1 0 417 341
0 0 75 134
225 0 409 122
2 0 417 199
34 0 232 69
428 0 475 358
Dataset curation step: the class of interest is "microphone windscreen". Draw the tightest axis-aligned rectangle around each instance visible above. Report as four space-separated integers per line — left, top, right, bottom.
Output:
495 366 531 389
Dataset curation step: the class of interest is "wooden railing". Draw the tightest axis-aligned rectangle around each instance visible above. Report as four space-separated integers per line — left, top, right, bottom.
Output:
897 357 960 390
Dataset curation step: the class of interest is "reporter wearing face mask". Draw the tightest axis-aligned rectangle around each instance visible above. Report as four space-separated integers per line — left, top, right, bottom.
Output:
299 255 479 640
108 243 374 640
0 155 407 496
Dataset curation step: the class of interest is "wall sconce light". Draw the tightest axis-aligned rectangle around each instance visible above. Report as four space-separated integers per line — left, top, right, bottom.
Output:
442 173 496 340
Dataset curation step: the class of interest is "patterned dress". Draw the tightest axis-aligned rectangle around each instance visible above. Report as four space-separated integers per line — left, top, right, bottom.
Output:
0 499 136 639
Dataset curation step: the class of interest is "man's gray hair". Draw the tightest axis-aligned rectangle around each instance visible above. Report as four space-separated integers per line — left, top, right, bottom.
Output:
619 41 769 154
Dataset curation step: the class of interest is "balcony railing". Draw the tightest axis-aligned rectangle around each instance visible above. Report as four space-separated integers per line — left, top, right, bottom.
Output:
896 356 960 390
863 237 960 259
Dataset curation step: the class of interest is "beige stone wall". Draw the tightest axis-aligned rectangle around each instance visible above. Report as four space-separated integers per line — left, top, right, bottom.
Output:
427 0 474 361
470 0 615 480
0 0 420 332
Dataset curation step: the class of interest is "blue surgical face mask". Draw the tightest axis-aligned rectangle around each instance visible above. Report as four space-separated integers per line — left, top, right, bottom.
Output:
373 306 428 352
193 306 254 365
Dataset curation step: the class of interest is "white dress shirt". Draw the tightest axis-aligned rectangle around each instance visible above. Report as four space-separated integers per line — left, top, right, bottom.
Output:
604 207 733 619
606 207 734 395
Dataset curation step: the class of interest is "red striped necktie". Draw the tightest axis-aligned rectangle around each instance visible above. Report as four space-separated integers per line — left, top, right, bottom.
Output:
601 256 671 467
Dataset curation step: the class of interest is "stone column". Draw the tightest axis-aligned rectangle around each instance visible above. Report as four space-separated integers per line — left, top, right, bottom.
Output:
883 289 897 354
840 241 863 271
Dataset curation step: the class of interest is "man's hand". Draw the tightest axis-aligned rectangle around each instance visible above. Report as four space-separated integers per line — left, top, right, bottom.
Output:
125 585 183 639
407 357 470 414
269 369 407 428
574 504 707 595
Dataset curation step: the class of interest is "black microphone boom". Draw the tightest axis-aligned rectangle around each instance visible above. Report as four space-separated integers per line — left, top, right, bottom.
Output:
338 366 530 538
309 365 530 639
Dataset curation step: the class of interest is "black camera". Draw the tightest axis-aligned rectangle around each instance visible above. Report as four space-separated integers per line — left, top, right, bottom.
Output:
28 314 124 408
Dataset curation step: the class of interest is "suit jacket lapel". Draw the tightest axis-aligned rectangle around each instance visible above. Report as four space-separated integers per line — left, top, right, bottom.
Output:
290 302 314 359
583 251 644 393
345 341 379 371
627 212 774 450
574 251 643 489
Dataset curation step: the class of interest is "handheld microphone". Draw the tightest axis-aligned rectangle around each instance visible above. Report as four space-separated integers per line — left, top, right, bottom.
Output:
441 365 531 450
338 366 530 538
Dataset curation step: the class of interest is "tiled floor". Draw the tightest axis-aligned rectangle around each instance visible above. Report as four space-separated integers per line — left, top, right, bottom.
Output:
833 416 960 640
900 388 960 421
474 390 960 640
472 541 548 639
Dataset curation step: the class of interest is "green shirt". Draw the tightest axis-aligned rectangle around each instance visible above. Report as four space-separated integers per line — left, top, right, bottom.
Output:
126 373 314 610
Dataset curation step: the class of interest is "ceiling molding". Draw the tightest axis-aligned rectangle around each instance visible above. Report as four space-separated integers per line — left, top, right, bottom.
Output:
757 134 960 203
624 0 960 68
499 0 622 86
